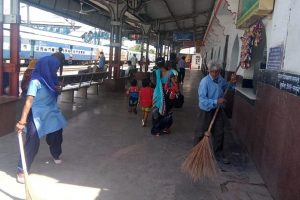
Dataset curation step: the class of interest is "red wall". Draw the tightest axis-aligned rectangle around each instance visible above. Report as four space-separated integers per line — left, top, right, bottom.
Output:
232 83 300 200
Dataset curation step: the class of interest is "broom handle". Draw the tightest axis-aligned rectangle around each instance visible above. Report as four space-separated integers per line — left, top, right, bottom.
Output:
18 133 28 173
206 64 241 134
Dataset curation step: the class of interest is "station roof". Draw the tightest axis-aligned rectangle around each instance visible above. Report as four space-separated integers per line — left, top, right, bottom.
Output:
21 0 215 44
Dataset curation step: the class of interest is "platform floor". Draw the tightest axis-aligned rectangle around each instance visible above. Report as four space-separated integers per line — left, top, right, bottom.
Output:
0 70 273 200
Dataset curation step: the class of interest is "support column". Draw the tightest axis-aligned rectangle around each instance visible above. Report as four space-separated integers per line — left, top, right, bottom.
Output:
145 34 150 72
108 0 126 79
140 37 144 72
0 0 3 96
9 0 20 97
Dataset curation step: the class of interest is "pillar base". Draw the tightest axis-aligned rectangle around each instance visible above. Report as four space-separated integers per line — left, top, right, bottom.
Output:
103 78 127 92
75 87 88 99
59 90 74 103
0 96 18 136
134 72 150 81
87 85 99 95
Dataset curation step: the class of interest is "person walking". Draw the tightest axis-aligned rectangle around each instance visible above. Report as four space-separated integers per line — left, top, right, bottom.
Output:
139 78 154 127
151 57 176 136
194 61 236 164
15 56 67 184
126 79 139 114
98 51 106 71
130 54 138 69
178 56 187 84
52 47 65 76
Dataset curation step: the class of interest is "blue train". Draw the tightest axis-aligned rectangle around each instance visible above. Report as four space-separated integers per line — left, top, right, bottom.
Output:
3 26 128 65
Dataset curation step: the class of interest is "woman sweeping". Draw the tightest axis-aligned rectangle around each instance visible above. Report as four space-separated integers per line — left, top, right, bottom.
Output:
15 56 67 184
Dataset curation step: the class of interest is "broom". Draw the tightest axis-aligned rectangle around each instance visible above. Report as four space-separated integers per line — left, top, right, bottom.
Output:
18 133 38 200
181 106 220 181
182 65 240 181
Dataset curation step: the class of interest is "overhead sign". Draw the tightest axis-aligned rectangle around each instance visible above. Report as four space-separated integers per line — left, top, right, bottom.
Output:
173 32 194 42
128 33 142 40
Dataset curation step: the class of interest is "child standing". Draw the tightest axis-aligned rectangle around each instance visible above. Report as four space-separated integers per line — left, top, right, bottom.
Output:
127 79 139 114
139 78 154 127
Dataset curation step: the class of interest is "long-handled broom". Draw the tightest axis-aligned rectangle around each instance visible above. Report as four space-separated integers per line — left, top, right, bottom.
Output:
182 66 240 181
181 106 220 181
18 133 38 200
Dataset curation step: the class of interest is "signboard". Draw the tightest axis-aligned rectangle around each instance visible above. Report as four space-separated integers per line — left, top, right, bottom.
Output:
267 46 284 70
128 33 142 40
173 32 194 42
277 72 300 96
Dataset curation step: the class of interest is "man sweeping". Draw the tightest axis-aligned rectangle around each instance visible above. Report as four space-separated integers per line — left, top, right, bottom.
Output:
194 61 236 164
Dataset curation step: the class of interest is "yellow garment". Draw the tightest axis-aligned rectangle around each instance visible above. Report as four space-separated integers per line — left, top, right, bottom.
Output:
27 59 37 69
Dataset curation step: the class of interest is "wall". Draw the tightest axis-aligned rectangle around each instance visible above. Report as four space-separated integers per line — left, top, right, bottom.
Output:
232 83 300 200
201 0 300 200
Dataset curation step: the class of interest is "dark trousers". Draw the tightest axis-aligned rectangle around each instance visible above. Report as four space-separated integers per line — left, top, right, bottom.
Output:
194 109 225 156
17 113 63 173
179 68 185 82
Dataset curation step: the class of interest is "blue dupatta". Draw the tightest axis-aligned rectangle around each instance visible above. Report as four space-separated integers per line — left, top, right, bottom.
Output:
31 56 60 97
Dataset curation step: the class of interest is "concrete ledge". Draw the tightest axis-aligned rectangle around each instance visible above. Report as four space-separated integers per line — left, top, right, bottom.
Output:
0 96 19 136
102 78 127 92
75 87 88 99
60 90 74 103
134 72 150 80
87 85 99 95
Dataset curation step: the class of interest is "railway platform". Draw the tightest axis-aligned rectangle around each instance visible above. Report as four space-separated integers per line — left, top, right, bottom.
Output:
0 70 272 200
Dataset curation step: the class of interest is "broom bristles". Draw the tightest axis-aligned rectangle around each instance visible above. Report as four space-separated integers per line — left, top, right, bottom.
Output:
24 172 38 200
182 131 217 181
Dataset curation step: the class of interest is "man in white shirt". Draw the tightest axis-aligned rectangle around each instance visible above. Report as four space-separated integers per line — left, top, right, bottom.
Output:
130 54 138 69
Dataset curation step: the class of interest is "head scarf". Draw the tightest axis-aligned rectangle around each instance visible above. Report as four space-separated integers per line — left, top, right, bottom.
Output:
31 56 60 96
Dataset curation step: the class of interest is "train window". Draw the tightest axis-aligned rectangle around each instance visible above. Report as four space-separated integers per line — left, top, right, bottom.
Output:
48 48 51 52
35 47 39 51
68 50 71 53
23 45 27 49
40 47 44 51
44 48 47 52
52 48 55 52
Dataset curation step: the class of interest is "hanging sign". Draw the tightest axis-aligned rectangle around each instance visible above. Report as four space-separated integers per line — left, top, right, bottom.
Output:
267 46 284 70
173 32 194 42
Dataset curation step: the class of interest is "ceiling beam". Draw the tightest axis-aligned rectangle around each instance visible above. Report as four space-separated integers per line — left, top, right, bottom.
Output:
161 0 181 30
153 10 210 24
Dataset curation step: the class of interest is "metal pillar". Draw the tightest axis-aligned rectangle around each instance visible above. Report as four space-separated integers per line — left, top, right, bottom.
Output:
0 0 3 96
140 38 144 72
145 34 150 72
108 0 126 79
9 0 20 97
109 26 114 78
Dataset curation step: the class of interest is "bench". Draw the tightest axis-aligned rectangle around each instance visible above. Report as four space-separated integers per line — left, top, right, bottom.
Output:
58 72 109 102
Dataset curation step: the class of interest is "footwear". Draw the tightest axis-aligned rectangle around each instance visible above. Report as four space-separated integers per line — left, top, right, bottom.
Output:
142 119 146 127
53 158 62 164
16 173 24 184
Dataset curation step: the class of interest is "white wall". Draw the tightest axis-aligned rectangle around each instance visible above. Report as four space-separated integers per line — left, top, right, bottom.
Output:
283 0 300 73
